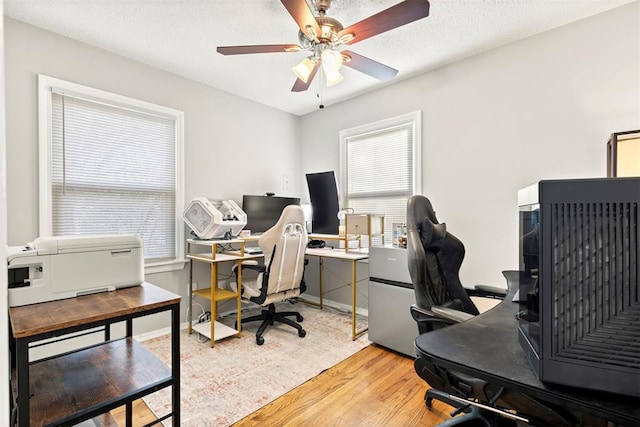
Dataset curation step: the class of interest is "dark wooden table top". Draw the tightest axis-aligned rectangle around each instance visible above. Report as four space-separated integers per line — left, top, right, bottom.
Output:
9 282 181 338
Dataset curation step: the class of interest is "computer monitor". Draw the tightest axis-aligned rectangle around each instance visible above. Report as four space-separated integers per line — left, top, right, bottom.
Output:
306 171 340 235
242 195 300 234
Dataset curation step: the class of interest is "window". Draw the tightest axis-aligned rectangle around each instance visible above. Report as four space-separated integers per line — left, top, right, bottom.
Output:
339 111 421 242
38 75 185 273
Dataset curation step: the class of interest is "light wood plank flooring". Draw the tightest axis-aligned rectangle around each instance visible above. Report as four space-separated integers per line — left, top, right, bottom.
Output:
95 399 157 426
104 344 453 426
233 344 452 426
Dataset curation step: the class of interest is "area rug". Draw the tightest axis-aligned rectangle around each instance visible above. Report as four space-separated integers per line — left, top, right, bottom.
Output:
141 302 370 426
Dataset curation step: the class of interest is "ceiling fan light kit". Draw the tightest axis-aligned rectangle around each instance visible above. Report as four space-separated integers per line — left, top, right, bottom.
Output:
217 0 430 93
324 68 343 87
292 57 315 83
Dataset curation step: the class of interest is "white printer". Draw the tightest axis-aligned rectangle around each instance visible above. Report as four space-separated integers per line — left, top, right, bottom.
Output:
7 234 144 307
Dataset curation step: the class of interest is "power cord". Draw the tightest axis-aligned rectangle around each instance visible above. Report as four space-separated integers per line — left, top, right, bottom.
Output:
198 311 211 324
185 302 206 325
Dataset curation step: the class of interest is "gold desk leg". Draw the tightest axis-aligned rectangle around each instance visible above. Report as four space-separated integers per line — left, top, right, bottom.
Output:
210 262 218 348
319 257 324 308
352 258 368 340
351 259 356 340
299 256 324 309
188 254 193 335
236 264 242 337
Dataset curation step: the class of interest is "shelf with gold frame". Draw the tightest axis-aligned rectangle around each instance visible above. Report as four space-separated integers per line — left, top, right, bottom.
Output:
186 238 262 347
310 213 384 252
345 213 385 248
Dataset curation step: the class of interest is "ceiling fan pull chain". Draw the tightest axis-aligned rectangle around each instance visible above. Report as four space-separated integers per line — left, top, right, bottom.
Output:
317 68 325 109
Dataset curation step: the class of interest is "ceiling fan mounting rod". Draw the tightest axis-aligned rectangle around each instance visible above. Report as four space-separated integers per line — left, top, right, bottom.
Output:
315 0 332 15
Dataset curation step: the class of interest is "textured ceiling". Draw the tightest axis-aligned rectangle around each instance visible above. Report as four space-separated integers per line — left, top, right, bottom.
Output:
4 0 635 116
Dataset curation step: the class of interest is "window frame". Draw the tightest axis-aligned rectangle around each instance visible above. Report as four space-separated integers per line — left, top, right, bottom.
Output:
339 111 422 237
38 75 186 274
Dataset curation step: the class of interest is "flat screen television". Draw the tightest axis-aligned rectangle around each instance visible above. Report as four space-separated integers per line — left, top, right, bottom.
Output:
306 171 340 235
242 195 300 234
517 177 640 397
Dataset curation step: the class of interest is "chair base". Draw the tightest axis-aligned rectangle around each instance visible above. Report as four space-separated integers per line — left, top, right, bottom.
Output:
426 389 519 427
238 302 306 345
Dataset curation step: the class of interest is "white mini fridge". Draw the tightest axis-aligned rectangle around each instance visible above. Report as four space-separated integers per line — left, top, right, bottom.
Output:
368 246 419 357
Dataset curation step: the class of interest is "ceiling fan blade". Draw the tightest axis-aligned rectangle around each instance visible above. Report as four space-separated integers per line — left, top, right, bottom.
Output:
281 0 321 38
217 44 301 55
339 0 430 45
342 50 398 81
291 61 320 92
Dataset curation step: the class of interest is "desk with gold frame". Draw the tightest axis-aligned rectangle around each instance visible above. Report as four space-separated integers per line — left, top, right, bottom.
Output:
303 247 369 340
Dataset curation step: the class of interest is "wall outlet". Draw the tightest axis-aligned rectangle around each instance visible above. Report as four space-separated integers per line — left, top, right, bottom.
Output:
282 174 290 191
218 279 227 289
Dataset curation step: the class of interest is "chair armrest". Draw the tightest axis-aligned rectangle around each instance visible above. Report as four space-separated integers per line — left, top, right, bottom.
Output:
410 305 458 332
410 304 434 318
467 284 507 299
431 306 475 323
231 261 262 274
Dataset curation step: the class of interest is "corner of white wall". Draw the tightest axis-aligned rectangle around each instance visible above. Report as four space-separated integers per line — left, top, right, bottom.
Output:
1 2 11 422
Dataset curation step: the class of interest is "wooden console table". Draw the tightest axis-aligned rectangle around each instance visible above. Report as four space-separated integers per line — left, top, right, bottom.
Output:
9 282 181 426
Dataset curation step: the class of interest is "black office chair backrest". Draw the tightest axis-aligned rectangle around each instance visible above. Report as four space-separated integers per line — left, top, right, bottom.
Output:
406 195 479 316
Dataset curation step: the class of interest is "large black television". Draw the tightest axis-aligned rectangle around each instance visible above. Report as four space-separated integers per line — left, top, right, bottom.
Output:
242 195 300 234
306 171 340 235
517 177 640 397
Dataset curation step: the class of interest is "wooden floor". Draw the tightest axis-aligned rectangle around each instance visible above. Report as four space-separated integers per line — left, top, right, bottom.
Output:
233 344 453 426
104 344 453 426
95 399 158 427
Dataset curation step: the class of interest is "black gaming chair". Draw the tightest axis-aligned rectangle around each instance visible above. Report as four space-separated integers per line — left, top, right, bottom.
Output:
406 195 506 334
406 195 576 426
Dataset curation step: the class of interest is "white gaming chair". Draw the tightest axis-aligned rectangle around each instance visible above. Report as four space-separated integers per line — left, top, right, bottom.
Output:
233 205 309 345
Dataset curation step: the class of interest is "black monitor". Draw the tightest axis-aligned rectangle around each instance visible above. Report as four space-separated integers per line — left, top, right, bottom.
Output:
306 171 340 235
242 195 300 234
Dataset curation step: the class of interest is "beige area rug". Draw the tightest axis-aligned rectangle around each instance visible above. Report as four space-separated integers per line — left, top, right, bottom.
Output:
142 302 370 426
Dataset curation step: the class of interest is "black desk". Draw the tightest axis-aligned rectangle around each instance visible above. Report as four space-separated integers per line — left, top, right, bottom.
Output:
414 271 640 426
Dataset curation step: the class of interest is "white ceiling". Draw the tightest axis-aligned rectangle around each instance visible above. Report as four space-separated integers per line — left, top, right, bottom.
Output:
4 0 635 116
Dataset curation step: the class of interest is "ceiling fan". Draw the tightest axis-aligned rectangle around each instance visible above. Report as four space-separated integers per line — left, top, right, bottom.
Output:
217 0 430 92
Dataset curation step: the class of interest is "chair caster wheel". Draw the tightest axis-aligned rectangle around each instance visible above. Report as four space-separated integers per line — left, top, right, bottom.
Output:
425 397 433 409
297 314 304 322
256 336 265 345
298 329 306 338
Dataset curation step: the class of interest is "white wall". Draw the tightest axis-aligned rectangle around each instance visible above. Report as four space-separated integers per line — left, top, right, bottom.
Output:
2 2 639 348
300 2 640 288
4 18 302 331
1 2 10 422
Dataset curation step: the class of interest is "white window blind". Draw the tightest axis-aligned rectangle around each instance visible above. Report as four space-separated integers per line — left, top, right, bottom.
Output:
340 112 421 241
39 75 184 271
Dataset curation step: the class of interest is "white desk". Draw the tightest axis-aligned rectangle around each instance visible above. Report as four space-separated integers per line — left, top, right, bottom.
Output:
304 247 369 340
188 238 369 342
